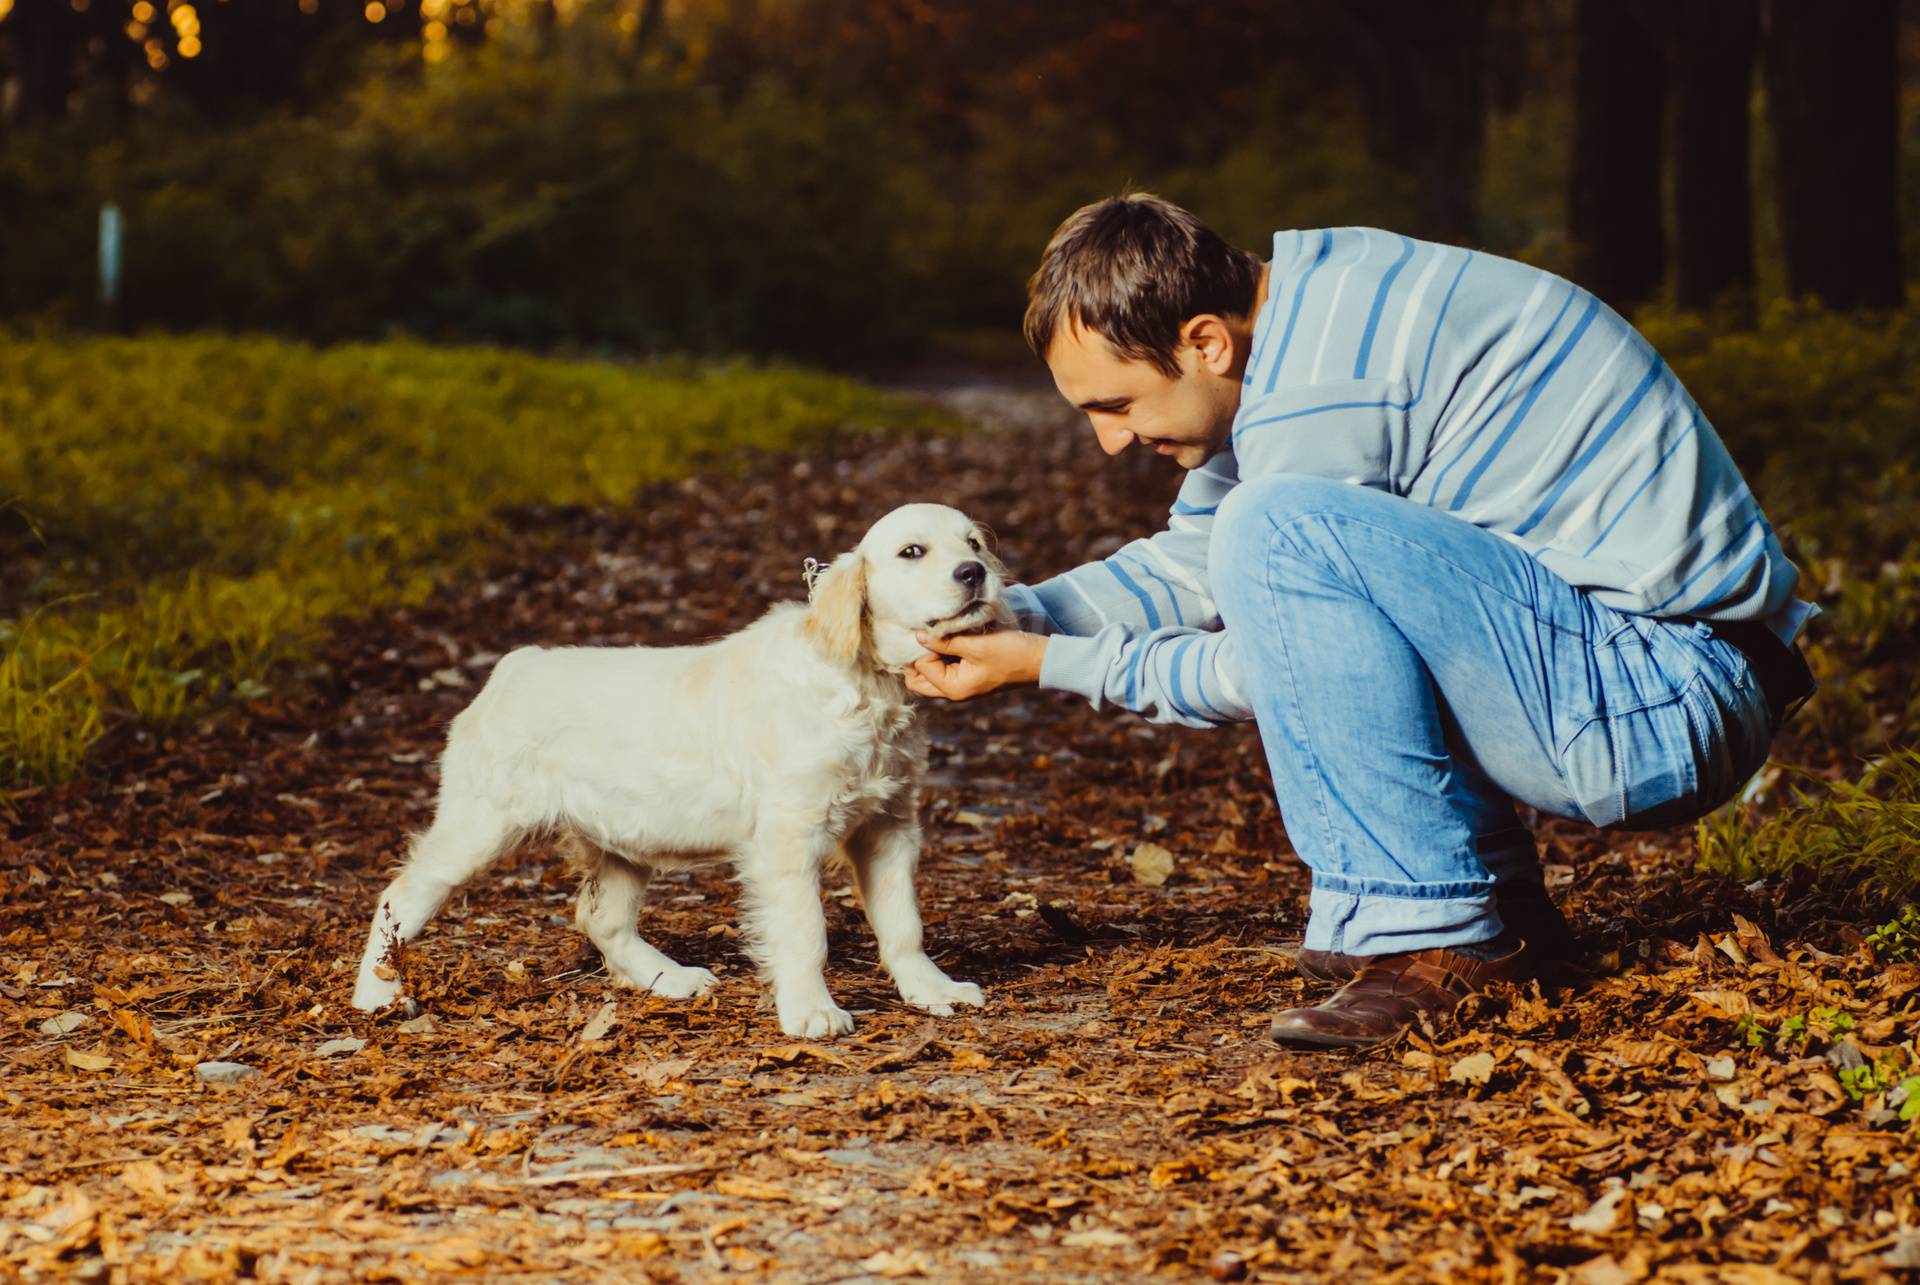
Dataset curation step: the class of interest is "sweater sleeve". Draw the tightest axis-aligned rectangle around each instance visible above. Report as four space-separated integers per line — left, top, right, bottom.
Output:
1003 452 1253 727
1228 377 1426 495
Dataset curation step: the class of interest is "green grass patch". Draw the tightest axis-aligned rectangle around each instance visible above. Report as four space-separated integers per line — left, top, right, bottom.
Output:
1696 750 1920 906
0 333 952 785
1654 300 1920 909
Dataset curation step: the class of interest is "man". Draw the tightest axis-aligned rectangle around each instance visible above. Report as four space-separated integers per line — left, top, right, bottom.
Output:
905 193 1815 1050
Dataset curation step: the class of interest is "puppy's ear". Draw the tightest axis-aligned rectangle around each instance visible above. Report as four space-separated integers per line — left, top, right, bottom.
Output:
803 551 869 664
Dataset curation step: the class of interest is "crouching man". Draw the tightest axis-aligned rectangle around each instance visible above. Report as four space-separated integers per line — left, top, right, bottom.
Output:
908 193 1815 1049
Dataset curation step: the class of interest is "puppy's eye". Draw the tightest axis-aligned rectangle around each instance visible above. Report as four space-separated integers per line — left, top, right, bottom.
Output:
898 544 925 560
967 537 983 552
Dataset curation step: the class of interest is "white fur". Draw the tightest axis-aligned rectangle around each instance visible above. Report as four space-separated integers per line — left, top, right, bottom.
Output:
351 503 1010 1038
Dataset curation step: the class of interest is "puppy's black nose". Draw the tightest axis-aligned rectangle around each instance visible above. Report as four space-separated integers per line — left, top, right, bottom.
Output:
953 561 986 590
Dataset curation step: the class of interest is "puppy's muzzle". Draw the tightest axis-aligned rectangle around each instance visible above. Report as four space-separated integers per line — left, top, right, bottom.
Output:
952 561 986 590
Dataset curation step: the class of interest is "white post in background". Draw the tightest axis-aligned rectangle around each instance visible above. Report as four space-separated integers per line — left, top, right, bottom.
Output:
98 202 123 331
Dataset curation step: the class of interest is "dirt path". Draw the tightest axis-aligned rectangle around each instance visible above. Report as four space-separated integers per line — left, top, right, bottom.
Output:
3 393 1916 1282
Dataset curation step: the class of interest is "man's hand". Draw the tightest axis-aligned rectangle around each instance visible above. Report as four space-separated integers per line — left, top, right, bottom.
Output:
905 630 1048 701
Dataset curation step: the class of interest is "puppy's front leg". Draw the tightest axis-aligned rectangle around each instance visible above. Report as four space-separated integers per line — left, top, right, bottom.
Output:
849 814 984 1017
740 831 852 1039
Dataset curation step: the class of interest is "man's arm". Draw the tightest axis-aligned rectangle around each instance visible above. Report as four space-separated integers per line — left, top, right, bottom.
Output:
908 620 1251 729
909 454 1253 727
1004 451 1237 638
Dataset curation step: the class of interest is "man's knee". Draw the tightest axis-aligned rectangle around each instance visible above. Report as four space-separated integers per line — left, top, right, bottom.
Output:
1215 475 1358 541
1211 474 1362 587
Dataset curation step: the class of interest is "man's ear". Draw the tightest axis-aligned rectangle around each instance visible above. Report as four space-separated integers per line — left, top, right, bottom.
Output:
1182 314 1237 376
802 551 869 664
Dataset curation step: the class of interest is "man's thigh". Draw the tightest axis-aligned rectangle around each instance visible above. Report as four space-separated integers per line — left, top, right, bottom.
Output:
1213 475 1729 824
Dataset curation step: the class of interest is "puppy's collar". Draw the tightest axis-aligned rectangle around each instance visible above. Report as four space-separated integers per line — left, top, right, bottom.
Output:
801 556 825 599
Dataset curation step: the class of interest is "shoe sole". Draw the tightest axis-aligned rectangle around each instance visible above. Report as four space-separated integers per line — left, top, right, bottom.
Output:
1265 1019 1397 1050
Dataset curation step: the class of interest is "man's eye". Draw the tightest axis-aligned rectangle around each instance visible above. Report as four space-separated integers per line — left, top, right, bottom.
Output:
898 545 925 560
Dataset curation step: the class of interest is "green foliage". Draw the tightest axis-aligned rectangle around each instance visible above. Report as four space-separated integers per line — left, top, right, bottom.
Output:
1 49 930 364
1898 1077 1920 1124
0 333 949 785
1838 1059 1903 1103
1733 1007 1850 1053
1639 299 1920 570
1696 751 1920 906
1865 905 1920 963
0 34 1570 362
1643 299 1912 783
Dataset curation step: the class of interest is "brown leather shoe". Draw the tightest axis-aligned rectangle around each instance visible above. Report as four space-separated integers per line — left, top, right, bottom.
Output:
1268 937 1534 1049
1294 882 1574 984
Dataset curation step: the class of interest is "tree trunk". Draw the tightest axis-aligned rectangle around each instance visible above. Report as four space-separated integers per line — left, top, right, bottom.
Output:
1341 0 1491 246
1568 0 1667 310
10 1 81 130
1661 0 1758 316
1762 0 1904 309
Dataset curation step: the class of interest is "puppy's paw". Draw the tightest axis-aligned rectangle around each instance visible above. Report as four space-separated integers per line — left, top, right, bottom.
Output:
351 975 404 1013
647 965 718 1000
778 1001 855 1039
900 977 986 1017
890 955 986 1015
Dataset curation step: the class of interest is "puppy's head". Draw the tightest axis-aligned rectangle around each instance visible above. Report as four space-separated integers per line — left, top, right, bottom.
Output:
803 503 1011 671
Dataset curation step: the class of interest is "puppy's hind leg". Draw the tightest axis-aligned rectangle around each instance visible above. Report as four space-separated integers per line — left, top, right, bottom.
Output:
352 794 517 1012
849 811 984 1017
570 842 717 1000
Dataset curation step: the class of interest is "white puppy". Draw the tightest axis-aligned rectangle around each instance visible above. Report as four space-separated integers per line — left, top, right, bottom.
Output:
351 503 1008 1038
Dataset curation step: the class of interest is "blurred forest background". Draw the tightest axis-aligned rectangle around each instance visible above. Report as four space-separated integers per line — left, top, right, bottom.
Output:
10 9 1920 1274
1 0 1915 361
1 0 1918 795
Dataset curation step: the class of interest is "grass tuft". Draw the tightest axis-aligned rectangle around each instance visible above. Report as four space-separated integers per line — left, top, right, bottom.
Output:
1696 749 1920 906
0 333 952 785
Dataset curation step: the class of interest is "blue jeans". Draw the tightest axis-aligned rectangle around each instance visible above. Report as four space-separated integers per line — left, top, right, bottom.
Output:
1210 475 1775 957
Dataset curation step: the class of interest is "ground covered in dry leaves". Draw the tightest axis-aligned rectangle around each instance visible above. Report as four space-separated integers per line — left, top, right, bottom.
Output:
3 386 1917 1282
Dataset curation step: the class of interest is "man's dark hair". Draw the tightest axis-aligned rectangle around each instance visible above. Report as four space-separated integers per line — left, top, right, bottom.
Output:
1023 193 1263 377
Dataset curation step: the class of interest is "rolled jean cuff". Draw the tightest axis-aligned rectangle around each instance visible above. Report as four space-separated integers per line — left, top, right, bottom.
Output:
1306 877 1501 957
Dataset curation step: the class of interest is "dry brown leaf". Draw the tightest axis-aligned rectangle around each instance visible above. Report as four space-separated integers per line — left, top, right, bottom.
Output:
578 999 618 1043
63 1048 112 1072
858 1249 931 1278
1605 1039 1676 1068
108 1006 154 1048
1568 1187 1630 1234
1130 842 1175 886
1449 1052 1498 1086
713 1175 794 1202
119 1161 169 1202
628 1056 695 1088
1059 1227 1134 1248
758 1043 851 1069
1689 989 1755 1019
1149 1157 1204 1189
412 1238 490 1271
38 1010 88 1036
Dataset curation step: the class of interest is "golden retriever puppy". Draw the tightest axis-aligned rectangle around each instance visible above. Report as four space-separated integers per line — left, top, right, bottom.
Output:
352 503 1009 1038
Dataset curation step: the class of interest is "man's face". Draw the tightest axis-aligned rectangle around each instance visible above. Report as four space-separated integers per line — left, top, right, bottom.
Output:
1045 321 1244 471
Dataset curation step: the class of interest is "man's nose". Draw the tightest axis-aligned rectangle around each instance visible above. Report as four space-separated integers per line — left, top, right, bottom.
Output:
1093 421 1135 455
953 561 985 590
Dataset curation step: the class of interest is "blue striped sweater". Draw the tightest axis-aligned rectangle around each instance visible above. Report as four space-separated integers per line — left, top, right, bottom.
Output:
1006 228 1813 729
